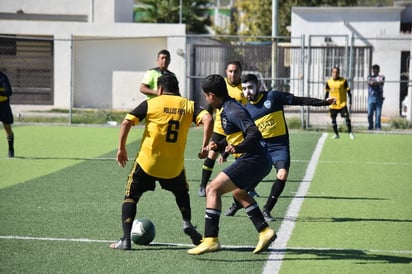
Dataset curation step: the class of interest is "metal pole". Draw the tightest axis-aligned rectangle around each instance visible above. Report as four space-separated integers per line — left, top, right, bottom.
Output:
179 0 182 24
90 0 94 23
300 35 305 128
306 35 313 129
348 33 354 91
69 35 74 124
271 0 278 89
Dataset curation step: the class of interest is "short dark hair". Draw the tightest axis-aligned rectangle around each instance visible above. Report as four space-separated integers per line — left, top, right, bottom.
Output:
241 74 258 85
332 66 340 73
201 74 228 98
157 49 170 57
372 64 380 70
225 60 242 71
157 74 179 94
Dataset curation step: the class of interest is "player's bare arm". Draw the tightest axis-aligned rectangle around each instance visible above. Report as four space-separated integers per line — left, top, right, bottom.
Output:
116 119 133 168
139 83 157 96
198 112 213 159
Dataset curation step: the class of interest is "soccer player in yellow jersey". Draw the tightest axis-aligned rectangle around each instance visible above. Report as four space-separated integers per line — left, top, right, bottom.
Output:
325 67 355 139
110 74 213 250
198 60 247 197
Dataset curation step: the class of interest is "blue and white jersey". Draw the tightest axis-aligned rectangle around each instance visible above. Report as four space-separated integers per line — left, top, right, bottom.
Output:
245 90 294 146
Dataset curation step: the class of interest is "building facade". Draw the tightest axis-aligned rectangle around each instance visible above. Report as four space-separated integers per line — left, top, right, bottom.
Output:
291 3 412 117
0 0 186 110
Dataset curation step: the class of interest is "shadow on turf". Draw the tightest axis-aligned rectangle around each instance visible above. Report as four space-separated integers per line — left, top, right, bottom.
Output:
281 195 388 201
13 156 114 161
276 248 412 264
128 244 264 256
291 216 412 223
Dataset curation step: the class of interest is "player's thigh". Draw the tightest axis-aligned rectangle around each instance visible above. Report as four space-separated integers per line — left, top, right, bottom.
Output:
329 109 338 120
127 163 156 199
158 170 189 192
207 172 236 195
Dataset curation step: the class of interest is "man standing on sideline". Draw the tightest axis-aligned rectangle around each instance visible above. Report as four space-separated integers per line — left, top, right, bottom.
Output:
325 66 355 140
367 64 385 130
140 49 175 99
198 60 248 197
223 74 335 221
110 74 213 250
0 71 14 157
188 74 276 255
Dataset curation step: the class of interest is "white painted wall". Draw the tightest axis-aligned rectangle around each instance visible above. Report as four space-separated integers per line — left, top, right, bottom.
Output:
0 0 186 110
0 0 89 15
291 6 412 117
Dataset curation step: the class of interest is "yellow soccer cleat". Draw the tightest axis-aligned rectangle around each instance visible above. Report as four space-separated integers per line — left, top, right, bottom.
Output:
187 237 221 255
253 227 277 254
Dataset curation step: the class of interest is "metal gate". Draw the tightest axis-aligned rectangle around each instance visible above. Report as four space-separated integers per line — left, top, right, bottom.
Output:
306 35 372 113
187 36 372 113
187 37 273 107
0 36 54 105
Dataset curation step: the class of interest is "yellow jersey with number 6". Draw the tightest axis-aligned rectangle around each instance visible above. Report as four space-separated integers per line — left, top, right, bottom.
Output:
126 95 207 178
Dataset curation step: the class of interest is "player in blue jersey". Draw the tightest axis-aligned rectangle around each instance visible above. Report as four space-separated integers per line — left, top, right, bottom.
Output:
224 74 335 221
188 74 276 255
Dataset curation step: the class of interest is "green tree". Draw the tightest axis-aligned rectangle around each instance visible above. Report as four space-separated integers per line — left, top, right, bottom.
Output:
230 0 360 38
135 0 212 34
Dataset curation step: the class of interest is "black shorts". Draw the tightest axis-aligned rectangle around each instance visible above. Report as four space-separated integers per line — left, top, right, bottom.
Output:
125 162 188 200
0 101 13 124
329 106 350 119
223 152 272 192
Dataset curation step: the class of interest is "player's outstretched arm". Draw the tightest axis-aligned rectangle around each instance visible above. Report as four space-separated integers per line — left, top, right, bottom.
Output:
291 95 335 106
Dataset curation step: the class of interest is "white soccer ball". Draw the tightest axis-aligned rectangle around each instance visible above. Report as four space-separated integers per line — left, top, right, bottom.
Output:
130 218 156 245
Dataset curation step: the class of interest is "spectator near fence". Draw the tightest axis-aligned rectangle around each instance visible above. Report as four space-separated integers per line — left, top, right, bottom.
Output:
367 64 385 130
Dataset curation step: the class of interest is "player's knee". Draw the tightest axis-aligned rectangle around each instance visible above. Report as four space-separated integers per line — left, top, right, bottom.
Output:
277 169 288 181
203 157 216 169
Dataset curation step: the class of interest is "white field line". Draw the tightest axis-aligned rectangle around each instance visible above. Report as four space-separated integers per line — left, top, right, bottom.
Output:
262 132 328 274
1 235 411 255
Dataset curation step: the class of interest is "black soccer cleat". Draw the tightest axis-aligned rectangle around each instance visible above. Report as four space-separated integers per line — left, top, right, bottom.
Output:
224 202 241 217
262 208 275 222
198 186 206 197
183 221 203 246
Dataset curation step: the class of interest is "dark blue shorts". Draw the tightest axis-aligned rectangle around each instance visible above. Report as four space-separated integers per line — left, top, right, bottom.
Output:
0 101 13 124
267 144 290 171
223 152 272 192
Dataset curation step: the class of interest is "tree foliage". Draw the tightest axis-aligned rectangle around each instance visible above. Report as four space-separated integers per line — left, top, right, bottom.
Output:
135 0 212 34
231 0 359 38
